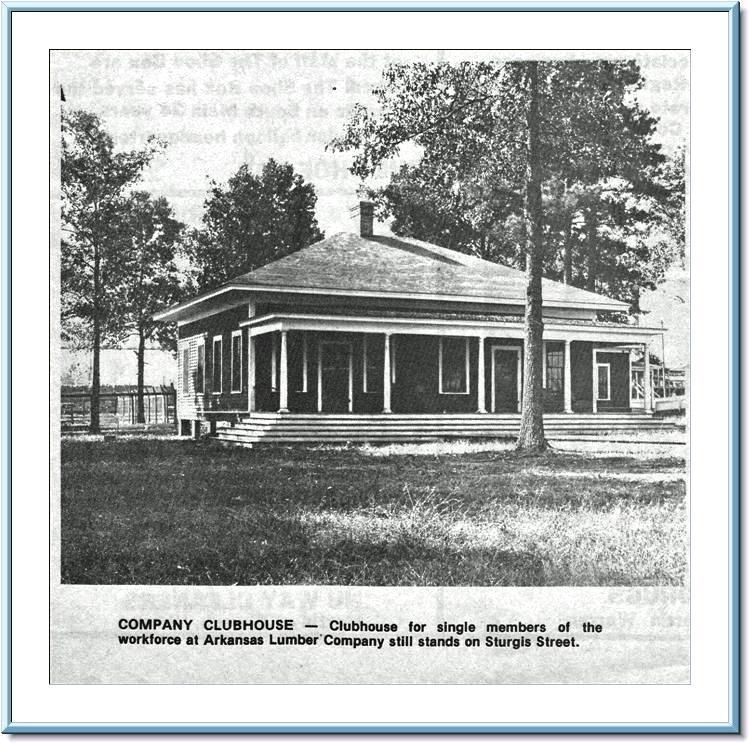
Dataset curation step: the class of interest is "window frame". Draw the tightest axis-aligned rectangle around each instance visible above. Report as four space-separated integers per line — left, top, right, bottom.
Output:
211 335 223 395
195 338 205 394
596 362 611 401
545 346 564 393
181 347 189 394
362 335 382 393
438 336 471 395
231 330 243 394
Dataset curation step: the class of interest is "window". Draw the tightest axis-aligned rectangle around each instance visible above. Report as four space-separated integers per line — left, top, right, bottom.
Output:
546 347 564 393
231 331 243 393
212 336 222 394
439 337 470 394
362 336 382 393
181 348 189 393
195 340 205 394
596 363 610 401
293 334 309 393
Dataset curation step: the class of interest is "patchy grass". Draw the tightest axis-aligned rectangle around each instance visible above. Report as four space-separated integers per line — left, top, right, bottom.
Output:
61 437 687 586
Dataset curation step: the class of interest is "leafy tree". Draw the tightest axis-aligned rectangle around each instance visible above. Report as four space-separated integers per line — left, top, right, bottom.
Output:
116 191 187 423
330 60 665 450
61 109 163 432
192 159 324 291
372 86 677 310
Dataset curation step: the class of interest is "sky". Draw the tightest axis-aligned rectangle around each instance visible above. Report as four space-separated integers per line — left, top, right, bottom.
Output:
54 49 689 236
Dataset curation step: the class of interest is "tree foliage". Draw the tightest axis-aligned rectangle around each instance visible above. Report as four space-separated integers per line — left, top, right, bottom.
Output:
114 191 187 422
337 62 681 314
330 60 671 449
192 159 324 291
61 110 163 346
61 108 164 431
117 191 186 351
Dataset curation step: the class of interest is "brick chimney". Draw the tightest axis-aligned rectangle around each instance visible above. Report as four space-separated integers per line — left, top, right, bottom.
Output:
351 200 374 237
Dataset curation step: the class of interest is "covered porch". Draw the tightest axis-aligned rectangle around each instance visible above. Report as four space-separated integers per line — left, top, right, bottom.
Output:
241 313 661 417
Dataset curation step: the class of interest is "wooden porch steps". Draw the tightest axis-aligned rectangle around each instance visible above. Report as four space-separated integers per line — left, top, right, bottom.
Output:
214 412 682 447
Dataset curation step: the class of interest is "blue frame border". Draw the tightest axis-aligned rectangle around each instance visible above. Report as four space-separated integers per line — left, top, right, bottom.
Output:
1 0 739 734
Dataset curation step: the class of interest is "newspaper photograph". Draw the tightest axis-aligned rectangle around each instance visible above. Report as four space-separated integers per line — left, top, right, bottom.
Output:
48 47 694 688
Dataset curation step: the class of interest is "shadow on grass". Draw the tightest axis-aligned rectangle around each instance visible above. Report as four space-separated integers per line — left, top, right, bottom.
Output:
60 436 686 587
62 508 546 587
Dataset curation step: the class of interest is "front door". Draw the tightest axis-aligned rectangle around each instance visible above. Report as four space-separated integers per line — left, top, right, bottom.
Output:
493 348 520 412
321 343 351 412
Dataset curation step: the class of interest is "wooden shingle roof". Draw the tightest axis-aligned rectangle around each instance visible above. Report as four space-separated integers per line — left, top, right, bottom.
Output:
230 232 628 310
156 231 629 322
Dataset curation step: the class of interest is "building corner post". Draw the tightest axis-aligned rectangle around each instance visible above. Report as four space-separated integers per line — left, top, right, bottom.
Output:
476 335 486 413
592 348 598 414
279 330 289 413
643 341 653 413
383 333 392 413
248 332 256 413
563 339 573 413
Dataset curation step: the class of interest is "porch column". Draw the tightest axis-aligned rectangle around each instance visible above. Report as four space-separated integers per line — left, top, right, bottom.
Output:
317 341 323 412
278 330 289 413
563 339 572 413
248 333 256 412
476 335 487 413
542 340 547 388
627 349 633 409
301 333 308 393
383 333 392 413
643 341 653 412
271 333 278 391
592 348 598 414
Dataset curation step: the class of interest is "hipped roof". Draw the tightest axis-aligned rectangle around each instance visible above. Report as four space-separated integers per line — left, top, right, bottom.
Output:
156 231 629 322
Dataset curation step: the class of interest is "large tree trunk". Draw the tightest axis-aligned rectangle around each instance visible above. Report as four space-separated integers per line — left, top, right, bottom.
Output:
90 318 101 433
89 244 101 434
585 208 598 292
517 61 546 452
136 327 146 424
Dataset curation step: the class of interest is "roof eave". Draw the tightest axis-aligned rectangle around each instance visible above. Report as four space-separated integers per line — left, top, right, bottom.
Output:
152 284 252 322
235 282 629 311
154 282 628 322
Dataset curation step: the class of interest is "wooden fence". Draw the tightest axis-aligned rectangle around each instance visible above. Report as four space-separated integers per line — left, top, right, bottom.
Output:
61 385 177 429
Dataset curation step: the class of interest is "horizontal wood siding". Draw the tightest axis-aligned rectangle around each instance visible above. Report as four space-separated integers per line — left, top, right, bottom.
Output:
178 306 249 418
176 335 206 421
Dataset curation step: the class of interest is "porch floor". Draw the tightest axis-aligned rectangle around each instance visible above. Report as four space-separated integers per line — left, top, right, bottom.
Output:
215 411 681 447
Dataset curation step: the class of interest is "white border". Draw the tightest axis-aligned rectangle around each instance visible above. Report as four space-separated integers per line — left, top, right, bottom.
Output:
5 3 735 732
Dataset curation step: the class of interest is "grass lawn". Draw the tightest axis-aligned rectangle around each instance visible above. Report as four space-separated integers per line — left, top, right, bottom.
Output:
60 436 687 586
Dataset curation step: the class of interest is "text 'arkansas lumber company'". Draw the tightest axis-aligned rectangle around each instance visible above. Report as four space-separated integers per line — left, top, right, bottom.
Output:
116 617 603 649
